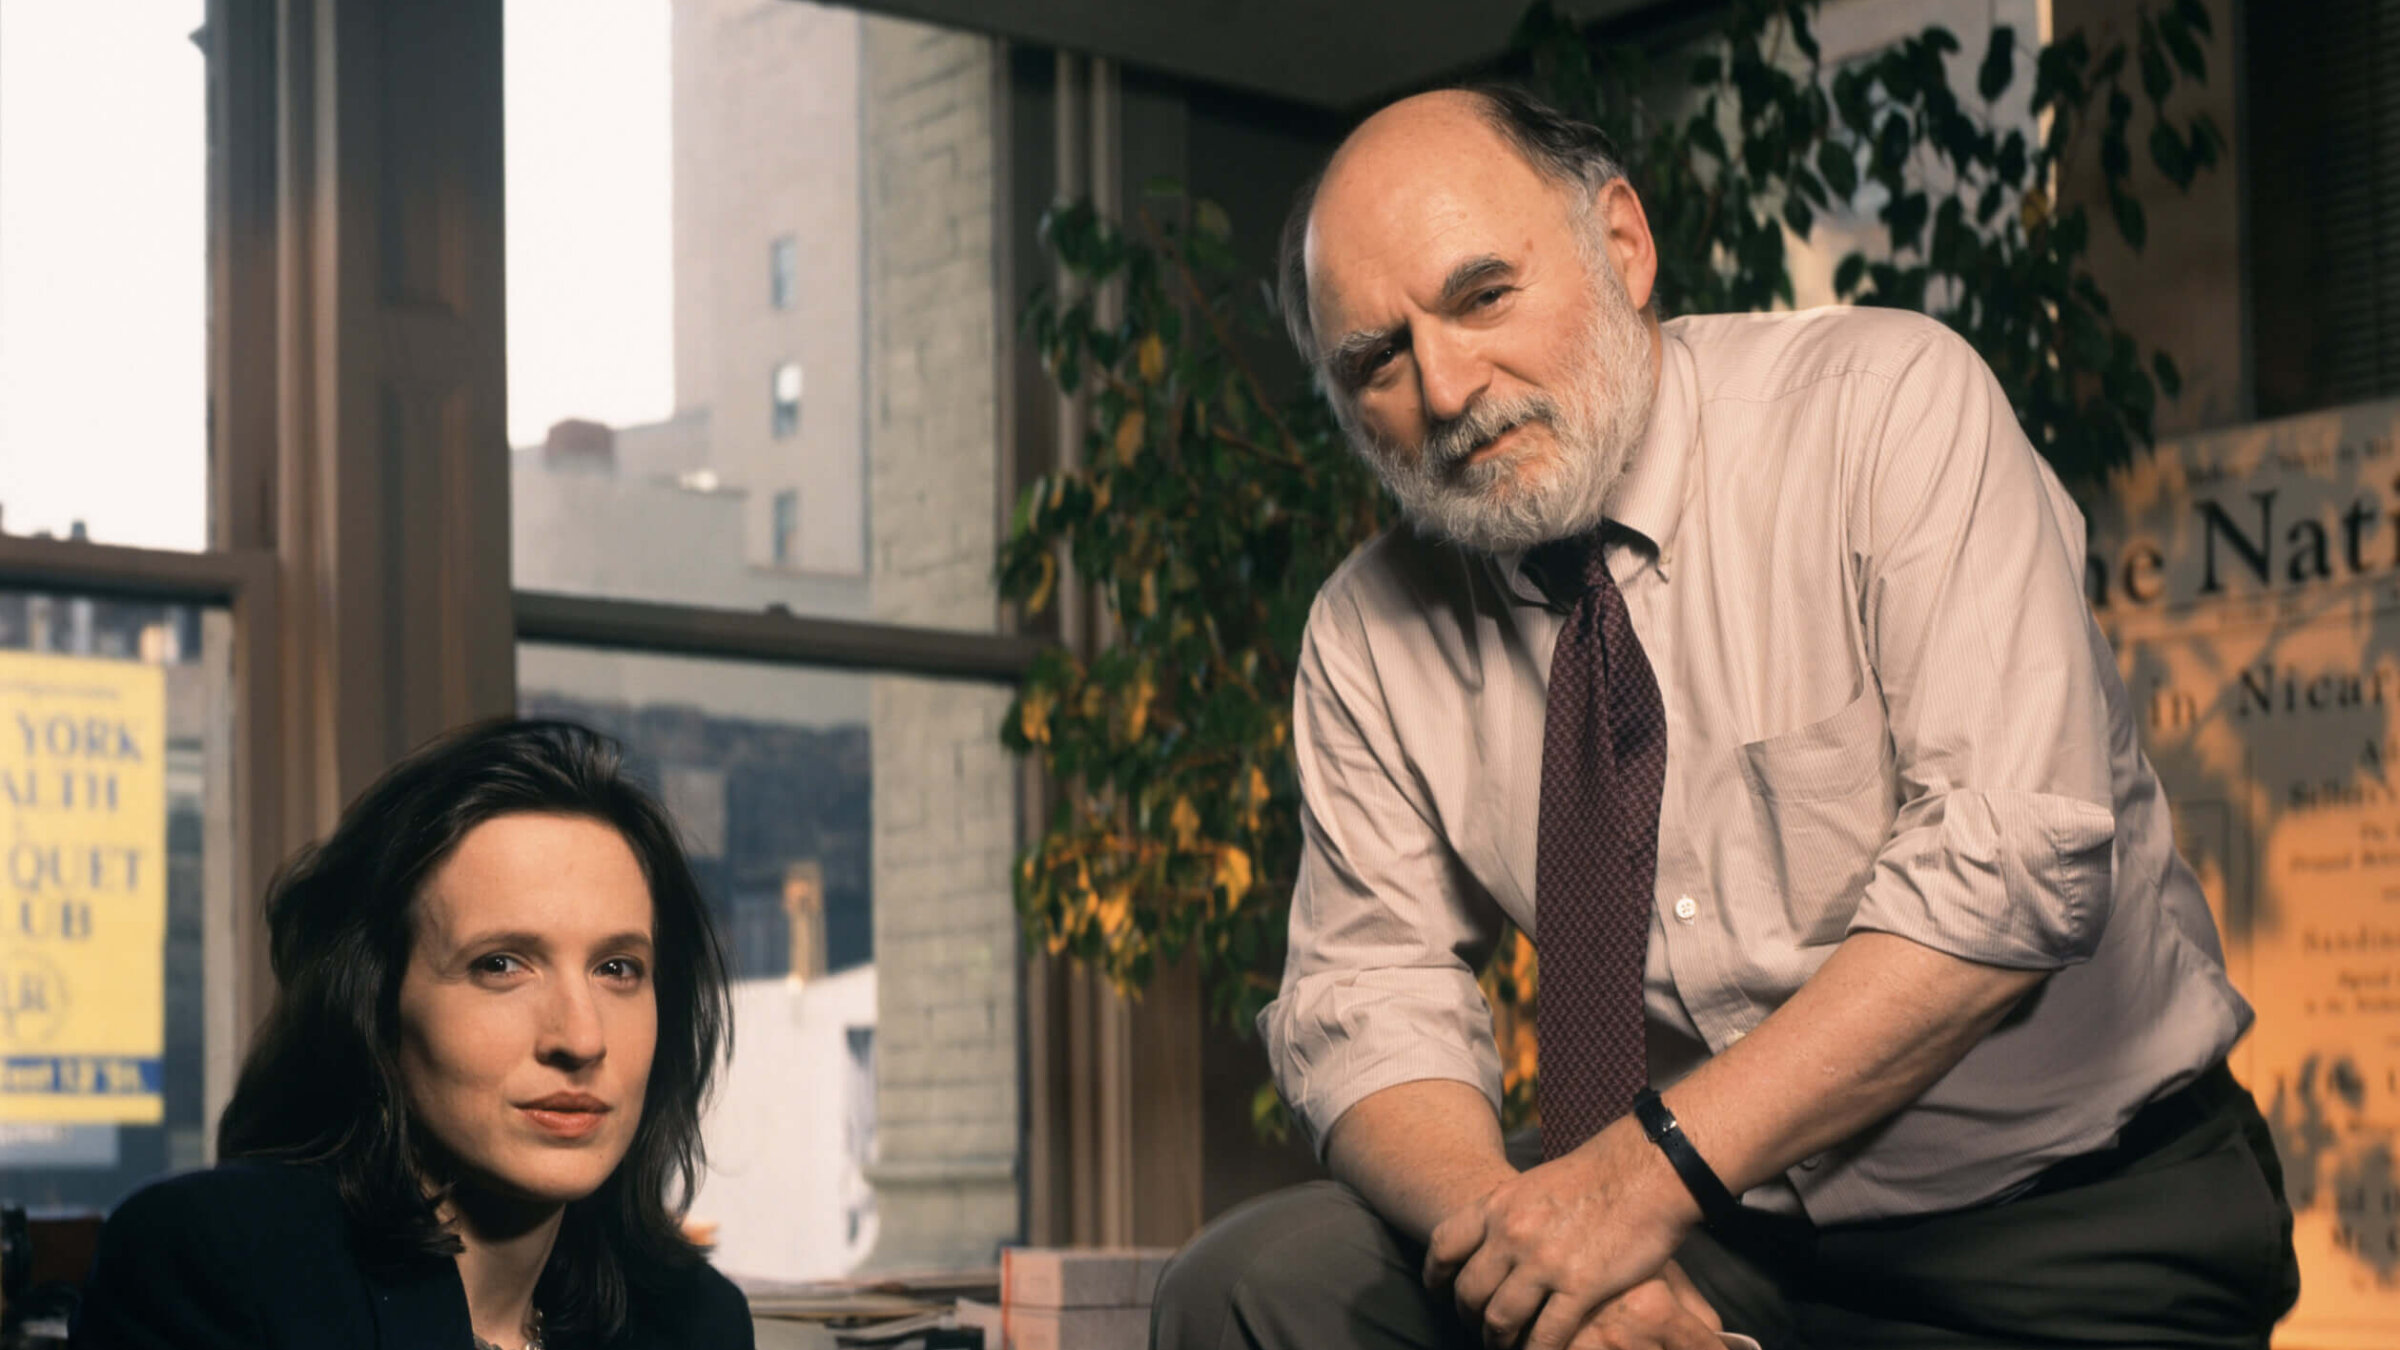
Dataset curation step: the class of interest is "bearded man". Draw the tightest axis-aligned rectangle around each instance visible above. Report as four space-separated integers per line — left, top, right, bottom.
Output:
1150 86 2299 1350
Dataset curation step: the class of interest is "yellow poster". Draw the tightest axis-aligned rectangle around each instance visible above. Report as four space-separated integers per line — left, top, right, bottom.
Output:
0 650 167 1125
2087 398 2400 1347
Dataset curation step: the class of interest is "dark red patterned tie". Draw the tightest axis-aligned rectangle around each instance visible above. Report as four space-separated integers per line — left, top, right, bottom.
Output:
1530 529 1667 1161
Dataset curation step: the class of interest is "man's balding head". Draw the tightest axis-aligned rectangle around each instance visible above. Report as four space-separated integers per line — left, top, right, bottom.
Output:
1278 86 1634 371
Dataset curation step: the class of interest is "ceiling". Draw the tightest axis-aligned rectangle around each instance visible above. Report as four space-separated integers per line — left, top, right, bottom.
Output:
832 0 1682 111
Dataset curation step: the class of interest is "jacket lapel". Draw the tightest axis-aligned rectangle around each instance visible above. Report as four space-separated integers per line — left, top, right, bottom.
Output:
364 1252 476 1349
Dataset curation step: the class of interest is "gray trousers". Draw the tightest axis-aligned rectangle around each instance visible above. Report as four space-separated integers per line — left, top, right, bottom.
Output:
1153 1085 2299 1350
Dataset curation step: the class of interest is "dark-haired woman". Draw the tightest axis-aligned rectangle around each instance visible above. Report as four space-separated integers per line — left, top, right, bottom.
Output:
74 719 754 1350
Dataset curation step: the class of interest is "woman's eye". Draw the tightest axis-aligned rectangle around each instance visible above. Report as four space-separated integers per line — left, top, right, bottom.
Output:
471 953 526 977
597 957 648 983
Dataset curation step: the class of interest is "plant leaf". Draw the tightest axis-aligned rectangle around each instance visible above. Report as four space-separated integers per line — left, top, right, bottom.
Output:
1877 110 1913 173
2149 121 2192 189
2159 11 2207 83
1817 139 1858 199
1017 685 1055 745
1689 113 1729 162
2111 187 2148 249
2093 42 2127 86
1885 190 1932 252
1214 846 1254 908
2101 122 2131 181
1979 25 2016 101
1998 129 2028 186
1976 180 2005 225
2139 21 2172 104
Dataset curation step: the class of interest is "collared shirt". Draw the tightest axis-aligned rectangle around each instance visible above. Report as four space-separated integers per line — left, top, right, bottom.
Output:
1260 306 2251 1226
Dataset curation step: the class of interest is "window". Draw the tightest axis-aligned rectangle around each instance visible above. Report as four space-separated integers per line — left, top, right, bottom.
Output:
514 650 1019 1279
774 489 800 567
508 0 867 609
509 0 1025 1282
2248 0 2400 416
0 592 228 1210
511 633 1030 1283
518 652 878 989
771 234 798 310
773 361 803 440
0 0 280 1232
0 3 208 551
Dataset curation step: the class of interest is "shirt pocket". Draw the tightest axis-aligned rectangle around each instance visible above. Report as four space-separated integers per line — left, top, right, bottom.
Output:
1737 688 1897 946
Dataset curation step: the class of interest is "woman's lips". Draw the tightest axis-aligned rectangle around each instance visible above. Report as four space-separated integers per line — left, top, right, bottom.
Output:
520 1100 610 1139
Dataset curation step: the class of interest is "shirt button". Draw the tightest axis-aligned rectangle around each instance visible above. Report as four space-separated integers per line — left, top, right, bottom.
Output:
1724 1029 1745 1046
1672 895 1699 923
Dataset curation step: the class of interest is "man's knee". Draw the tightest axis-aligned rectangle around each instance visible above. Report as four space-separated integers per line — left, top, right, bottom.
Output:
1153 1180 1432 1350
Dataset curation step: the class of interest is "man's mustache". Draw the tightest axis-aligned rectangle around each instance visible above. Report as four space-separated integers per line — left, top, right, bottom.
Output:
1421 395 1563 477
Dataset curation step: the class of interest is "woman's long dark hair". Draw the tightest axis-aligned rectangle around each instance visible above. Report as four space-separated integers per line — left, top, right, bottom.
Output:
217 718 732 1344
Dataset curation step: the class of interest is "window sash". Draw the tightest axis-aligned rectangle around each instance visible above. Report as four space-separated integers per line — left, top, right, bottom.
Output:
514 590 1044 683
0 534 281 1162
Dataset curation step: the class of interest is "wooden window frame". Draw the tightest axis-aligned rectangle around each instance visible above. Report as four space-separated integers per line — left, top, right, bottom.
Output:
5 0 1061 1238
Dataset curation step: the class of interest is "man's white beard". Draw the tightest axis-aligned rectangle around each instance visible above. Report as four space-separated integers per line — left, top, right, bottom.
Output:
1343 243 1658 557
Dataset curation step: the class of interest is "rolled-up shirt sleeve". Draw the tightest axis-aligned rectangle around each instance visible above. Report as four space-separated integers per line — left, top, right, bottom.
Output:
1260 582 1506 1157
1845 326 2118 969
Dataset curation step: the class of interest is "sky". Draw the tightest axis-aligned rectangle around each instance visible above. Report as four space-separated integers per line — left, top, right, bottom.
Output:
503 0 675 451
0 0 675 553
0 2 208 550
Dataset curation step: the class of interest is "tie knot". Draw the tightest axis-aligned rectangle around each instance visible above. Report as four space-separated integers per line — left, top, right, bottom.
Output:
1525 530 1615 608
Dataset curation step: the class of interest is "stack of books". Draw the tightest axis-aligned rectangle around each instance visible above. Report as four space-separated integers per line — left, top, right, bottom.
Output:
955 1247 1176 1350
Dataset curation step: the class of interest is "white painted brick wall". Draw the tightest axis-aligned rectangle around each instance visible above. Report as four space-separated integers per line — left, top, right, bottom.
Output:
859 14 1017 1271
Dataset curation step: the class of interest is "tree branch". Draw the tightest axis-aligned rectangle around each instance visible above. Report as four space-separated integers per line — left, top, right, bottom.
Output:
1137 208 1307 460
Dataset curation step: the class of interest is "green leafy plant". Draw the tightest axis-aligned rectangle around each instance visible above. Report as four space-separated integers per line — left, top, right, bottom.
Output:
1003 0 2220 1130
1516 0 2222 477
1000 195 1383 1038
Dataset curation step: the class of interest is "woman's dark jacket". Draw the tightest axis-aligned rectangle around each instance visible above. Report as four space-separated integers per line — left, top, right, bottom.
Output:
70 1162 756 1349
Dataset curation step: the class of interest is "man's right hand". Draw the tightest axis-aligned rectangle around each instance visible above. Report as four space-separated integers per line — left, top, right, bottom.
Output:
1427 1112 1705 1347
1553 1262 1724 1350
1324 1081 1728 1349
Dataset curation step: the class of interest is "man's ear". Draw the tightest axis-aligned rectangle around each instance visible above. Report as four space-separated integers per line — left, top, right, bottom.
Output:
1592 178 1659 314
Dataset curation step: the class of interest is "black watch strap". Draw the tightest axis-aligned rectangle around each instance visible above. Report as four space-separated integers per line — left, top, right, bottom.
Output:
1630 1087 1740 1228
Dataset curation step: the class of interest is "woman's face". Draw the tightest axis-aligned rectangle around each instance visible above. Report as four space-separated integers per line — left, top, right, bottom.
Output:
397 812 659 1208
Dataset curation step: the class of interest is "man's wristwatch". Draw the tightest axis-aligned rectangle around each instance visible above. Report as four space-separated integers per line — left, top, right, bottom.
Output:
1630 1087 1741 1229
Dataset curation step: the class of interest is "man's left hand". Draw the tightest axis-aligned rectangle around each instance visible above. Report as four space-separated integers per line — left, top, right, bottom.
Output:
1422 1115 1703 1350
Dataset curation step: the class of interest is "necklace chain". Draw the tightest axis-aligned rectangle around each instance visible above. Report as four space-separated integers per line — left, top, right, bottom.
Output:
471 1308 543 1350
